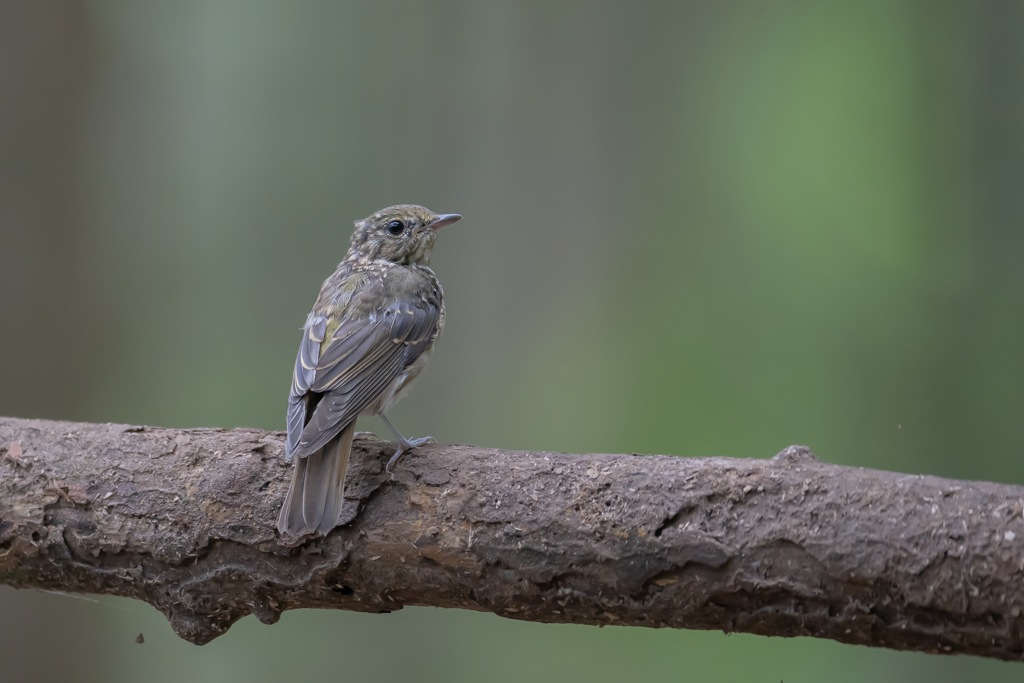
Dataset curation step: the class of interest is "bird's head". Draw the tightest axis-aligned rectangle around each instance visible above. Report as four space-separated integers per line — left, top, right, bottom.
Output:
347 204 461 266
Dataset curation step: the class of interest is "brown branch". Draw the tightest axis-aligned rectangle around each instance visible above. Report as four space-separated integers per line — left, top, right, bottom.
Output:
0 416 1022 658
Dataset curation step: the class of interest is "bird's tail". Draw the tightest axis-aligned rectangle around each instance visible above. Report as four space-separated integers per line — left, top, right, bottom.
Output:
277 422 353 537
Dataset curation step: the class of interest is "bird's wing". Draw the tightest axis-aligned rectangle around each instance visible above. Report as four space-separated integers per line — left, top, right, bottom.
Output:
287 296 440 459
285 314 327 459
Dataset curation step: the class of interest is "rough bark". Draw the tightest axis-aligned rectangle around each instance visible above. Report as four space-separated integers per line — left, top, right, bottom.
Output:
0 416 1022 659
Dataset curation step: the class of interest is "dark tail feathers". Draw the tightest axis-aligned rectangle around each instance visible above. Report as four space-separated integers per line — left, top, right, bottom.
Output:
277 422 353 536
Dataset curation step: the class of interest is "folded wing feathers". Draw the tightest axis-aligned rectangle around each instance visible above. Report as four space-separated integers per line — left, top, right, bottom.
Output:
290 301 439 459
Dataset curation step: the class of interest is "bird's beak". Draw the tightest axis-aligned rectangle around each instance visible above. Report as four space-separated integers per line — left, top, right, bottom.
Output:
427 213 462 231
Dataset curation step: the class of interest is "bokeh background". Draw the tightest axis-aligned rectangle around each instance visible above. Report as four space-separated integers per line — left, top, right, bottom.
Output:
2 1 1023 681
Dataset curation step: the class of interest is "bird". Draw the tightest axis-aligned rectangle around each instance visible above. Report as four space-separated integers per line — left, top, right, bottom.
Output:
277 204 461 537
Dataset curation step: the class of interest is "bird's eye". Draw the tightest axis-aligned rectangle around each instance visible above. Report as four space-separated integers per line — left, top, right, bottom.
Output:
385 220 405 236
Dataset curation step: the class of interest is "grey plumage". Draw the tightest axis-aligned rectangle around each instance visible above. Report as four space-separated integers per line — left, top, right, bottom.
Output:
277 205 460 537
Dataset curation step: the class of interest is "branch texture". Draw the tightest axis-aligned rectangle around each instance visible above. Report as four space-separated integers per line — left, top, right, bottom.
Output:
0 417 1022 659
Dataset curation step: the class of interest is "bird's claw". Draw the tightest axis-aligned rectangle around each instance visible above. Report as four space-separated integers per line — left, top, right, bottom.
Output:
385 436 435 474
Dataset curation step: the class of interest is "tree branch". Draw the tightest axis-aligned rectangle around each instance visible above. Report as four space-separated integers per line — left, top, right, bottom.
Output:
0 417 1022 659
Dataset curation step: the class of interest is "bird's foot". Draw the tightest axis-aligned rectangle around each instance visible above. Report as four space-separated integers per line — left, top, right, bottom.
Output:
385 436 436 474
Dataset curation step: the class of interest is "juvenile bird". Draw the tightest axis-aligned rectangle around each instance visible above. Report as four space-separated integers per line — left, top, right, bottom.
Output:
278 204 461 537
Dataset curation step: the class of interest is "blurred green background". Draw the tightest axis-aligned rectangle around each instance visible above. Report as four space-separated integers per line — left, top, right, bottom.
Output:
2 1 1023 681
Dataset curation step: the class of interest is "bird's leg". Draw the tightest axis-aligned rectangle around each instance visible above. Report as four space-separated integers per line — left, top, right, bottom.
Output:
379 413 435 472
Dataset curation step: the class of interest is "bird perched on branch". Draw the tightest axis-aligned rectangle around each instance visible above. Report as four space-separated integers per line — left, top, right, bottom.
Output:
278 204 462 537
